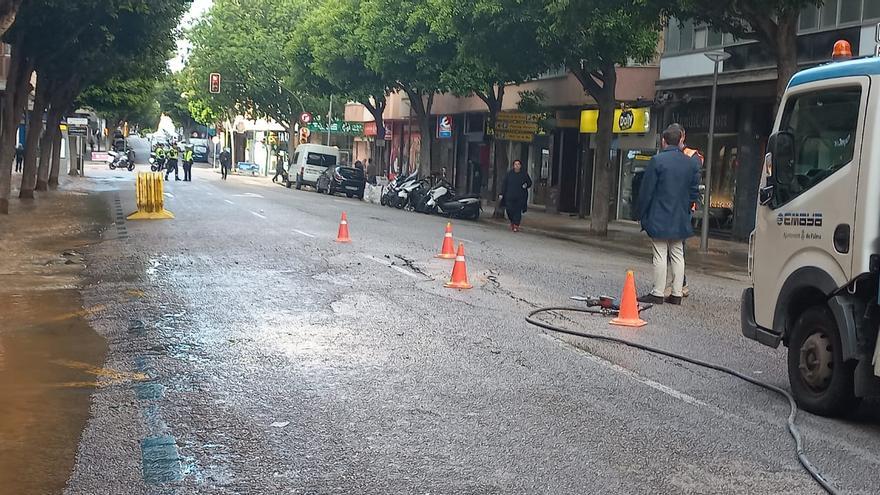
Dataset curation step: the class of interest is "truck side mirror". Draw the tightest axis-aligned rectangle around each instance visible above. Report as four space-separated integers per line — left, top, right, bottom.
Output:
768 131 795 185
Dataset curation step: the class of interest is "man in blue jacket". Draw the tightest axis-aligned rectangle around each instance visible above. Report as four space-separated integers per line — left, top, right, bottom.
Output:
637 124 701 305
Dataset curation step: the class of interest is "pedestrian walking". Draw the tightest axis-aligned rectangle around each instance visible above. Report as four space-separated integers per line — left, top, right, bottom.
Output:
272 155 287 183
219 148 231 180
14 143 24 173
636 124 701 306
499 159 532 232
165 144 180 181
182 146 194 181
470 160 482 196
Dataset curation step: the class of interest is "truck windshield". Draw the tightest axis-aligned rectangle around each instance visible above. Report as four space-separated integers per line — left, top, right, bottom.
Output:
776 87 861 204
306 152 337 167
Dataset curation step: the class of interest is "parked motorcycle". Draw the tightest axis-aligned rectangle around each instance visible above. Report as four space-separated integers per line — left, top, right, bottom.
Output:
380 171 418 207
107 150 135 171
417 179 482 220
394 174 424 209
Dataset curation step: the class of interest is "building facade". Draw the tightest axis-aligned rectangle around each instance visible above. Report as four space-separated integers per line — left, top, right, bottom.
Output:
658 1 880 240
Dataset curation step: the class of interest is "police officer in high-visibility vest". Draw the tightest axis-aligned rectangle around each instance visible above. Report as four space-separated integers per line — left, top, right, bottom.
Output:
155 144 167 171
165 143 180 181
182 145 194 181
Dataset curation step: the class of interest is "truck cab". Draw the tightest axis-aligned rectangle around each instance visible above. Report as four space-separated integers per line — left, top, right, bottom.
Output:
742 51 880 417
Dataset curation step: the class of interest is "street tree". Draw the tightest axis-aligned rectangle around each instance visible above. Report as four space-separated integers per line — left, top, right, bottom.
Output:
0 0 189 210
185 0 334 159
664 0 822 105
544 0 659 234
304 0 394 172
432 0 551 194
358 0 456 175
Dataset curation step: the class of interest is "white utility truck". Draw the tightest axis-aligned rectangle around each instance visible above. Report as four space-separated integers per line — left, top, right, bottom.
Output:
742 49 880 417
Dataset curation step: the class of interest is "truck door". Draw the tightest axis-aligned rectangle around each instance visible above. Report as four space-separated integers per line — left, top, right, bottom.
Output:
752 78 869 330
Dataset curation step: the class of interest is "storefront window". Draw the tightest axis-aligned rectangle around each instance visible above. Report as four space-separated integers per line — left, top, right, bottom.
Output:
687 133 739 230
617 150 655 221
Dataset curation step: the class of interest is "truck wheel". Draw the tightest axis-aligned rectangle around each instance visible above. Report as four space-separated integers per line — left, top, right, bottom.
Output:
787 306 860 417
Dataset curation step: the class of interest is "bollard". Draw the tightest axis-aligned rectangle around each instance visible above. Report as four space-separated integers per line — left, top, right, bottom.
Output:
127 172 174 220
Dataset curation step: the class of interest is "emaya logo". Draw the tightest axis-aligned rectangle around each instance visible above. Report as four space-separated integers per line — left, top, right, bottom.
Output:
777 212 823 227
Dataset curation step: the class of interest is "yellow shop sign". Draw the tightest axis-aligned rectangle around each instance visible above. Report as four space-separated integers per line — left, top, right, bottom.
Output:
579 108 650 134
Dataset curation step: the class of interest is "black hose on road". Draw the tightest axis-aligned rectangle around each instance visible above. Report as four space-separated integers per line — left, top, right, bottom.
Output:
526 306 838 495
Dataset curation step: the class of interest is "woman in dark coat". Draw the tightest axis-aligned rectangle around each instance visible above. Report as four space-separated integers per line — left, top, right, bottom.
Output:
499 159 532 232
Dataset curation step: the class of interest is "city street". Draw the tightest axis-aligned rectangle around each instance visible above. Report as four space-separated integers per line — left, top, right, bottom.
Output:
6 162 872 494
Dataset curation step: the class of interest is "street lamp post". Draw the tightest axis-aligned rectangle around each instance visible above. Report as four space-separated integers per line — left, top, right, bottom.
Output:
700 50 732 252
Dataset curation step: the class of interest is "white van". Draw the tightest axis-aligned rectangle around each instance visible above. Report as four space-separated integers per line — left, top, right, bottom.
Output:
289 144 340 190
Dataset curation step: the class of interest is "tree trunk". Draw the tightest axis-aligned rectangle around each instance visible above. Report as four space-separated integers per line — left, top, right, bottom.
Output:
588 67 617 236
20 76 49 199
68 132 79 176
48 125 62 188
774 13 799 112
0 41 31 213
37 108 61 191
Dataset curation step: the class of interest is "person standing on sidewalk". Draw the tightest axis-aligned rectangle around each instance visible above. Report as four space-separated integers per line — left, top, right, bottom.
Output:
636 125 701 305
664 123 704 298
182 145 194 181
499 159 532 232
14 143 24 173
219 148 231 180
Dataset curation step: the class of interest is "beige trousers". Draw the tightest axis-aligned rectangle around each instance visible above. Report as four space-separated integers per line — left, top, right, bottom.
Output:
651 239 685 297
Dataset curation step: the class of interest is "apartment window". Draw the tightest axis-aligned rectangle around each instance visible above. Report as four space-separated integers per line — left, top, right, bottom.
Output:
707 29 723 48
694 26 708 49
821 0 839 27
865 0 880 19
840 0 862 23
665 21 680 53
800 5 819 31
679 19 694 52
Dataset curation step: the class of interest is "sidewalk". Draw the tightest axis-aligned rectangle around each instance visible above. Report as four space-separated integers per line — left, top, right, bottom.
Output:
481 202 749 278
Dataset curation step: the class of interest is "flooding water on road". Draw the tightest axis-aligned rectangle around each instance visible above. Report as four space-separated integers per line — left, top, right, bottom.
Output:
0 288 107 494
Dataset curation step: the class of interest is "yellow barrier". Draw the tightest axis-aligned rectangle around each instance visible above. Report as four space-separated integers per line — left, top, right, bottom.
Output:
127 172 174 220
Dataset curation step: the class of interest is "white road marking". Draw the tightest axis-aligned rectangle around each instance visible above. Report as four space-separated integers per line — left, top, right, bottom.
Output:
361 254 391 266
391 265 422 279
233 192 264 198
224 199 235 205
360 254 422 279
579 352 709 408
293 229 315 238
251 211 267 219
163 192 174 198
458 237 474 243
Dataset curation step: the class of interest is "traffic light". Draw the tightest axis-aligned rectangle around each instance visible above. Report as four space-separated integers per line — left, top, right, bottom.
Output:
299 127 310 144
209 73 221 94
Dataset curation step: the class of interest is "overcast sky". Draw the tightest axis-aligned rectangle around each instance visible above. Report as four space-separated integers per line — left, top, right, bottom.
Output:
168 0 213 72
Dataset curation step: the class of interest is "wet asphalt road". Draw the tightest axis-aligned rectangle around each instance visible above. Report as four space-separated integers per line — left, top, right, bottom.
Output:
63 163 880 494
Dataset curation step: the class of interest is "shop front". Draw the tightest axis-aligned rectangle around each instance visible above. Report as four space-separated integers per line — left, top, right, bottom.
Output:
580 107 655 222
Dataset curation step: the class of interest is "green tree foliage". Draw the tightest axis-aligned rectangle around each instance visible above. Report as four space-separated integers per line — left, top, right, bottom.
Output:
543 0 659 233
663 0 822 104
80 76 161 130
0 0 190 209
358 0 457 175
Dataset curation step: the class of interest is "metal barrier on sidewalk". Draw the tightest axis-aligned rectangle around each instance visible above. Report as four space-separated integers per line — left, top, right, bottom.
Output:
127 172 174 220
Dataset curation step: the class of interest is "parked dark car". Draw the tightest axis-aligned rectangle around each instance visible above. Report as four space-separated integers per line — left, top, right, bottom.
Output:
316 166 366 199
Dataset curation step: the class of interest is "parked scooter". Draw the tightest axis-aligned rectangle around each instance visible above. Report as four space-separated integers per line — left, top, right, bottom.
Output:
106 150 135 171
380 171 418 207
393 173 425 209
418 179 482 220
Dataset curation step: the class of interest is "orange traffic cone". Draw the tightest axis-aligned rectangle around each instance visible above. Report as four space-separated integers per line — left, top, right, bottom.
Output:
336 212 351 243
444 243 473 289
436 222 456 259
610 270 646 328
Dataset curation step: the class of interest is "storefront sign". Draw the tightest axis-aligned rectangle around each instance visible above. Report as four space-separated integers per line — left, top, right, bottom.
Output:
669 104 737 134
579 108 650 134
364 122 392 140
437 115 453 138
308 121 365 136
492 112 540 142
